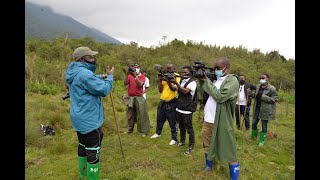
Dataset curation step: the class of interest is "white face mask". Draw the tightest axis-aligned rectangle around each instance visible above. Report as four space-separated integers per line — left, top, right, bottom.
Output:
135 68 140 74
259 79 267 84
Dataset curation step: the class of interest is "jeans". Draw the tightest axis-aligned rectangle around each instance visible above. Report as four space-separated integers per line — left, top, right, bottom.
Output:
235 104 251 129
155 100 177 141
251 108 269 133
176 112 195 146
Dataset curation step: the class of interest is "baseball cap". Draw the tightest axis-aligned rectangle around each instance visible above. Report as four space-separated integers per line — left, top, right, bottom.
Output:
72 47 98 60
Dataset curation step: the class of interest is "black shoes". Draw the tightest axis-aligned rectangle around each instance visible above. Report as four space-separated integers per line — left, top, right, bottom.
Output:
178 141 185 146
184 145 194 155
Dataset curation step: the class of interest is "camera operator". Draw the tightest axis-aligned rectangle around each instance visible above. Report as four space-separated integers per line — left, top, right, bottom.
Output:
123 64 150 137
150 63 181 146
198 57 240 179
169 65 197 155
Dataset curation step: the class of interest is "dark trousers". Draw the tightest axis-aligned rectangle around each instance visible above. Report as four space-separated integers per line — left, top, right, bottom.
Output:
77 127 103 164
156 100 177 141
235 104 251 130
176 111 195 147
252 108 269 133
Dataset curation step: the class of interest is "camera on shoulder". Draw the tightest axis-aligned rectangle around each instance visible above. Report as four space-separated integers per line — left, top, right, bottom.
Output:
192 61 216 80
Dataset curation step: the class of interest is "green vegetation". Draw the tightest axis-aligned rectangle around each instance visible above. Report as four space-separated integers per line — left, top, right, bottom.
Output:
25 37 295 179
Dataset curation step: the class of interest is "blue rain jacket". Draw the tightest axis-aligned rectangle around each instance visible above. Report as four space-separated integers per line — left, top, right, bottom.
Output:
65 61 113 134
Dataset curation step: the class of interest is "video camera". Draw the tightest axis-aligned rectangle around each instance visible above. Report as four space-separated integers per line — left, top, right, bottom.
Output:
153 64 179 80
192 61 217 80
128 66 136 73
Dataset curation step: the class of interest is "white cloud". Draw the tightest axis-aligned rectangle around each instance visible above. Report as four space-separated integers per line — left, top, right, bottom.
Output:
26 0 295 59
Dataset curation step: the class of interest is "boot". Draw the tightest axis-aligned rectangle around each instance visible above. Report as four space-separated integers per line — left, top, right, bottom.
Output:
87 162 100 180
203 152 213 172
258 131 266 147
78 156 87 179
229 162 240 180
251 129 258 139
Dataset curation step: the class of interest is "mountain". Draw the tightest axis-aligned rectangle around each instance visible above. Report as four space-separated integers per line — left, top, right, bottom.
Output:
25 2 122 44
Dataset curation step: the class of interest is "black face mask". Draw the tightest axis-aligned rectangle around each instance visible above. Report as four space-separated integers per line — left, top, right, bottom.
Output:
239 79 245 84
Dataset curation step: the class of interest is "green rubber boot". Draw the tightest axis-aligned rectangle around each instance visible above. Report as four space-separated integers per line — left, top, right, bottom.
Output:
251 129 258 139
258 131 266 147
87 162 100 180
78 156 87 179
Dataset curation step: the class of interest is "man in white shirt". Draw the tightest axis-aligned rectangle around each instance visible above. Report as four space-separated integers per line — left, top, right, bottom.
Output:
142 70 150 100
170 66 198 155
199 57 240 180
235 74 256 130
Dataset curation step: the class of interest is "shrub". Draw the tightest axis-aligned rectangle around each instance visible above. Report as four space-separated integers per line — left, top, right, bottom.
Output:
26 80 60 95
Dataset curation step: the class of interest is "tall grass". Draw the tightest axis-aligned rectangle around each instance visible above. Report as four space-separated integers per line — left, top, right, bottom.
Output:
25 88 294 180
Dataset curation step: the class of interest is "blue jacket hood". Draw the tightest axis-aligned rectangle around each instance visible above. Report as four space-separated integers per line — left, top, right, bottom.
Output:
66 61 96 85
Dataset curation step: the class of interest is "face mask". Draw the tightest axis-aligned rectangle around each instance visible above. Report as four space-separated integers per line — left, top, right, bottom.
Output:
259 79 266 84
215 67 226 77
239 79 245 84
135 68 140 74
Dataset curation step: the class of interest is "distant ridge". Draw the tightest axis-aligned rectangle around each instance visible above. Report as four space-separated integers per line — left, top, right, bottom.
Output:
25 2 122 44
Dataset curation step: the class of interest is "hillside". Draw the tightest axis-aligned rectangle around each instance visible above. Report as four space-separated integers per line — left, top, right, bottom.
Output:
25 2 122 44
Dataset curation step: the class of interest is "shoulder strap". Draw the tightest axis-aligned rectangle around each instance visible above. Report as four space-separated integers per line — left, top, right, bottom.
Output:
183 78 193 88
184 78 198 102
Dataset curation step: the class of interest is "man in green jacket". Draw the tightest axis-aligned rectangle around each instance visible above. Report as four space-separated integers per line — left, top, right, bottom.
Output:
251 73 278 146
199 57 240 180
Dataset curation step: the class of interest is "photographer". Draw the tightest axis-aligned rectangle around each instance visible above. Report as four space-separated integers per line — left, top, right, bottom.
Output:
123 64 150 136
150 63 180 146
198 57 240 179
170 65 197 155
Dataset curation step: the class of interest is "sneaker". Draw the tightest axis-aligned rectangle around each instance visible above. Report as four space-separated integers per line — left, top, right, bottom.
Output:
184 147 193 155
150 133 161 138
178 142 185 146
169 140 177 145
141 134 146 137
124 131 133 134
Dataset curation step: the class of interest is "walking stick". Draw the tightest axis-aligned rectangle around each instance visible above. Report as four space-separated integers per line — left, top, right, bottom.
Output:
241 92 249 131
109 91 125 158
237 90 241 130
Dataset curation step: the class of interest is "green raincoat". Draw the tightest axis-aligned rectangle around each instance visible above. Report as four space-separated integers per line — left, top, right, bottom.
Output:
252 83 278 120
201 74 239 163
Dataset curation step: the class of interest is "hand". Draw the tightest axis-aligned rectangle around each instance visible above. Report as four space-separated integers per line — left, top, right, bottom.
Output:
158 75 166 81
199 75 208 81
169 78 177 84
246 88 251 93
106 66 114 75
131 71 137 78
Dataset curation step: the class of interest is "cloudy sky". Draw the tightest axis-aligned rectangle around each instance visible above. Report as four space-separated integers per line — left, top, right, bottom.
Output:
26 0 295 59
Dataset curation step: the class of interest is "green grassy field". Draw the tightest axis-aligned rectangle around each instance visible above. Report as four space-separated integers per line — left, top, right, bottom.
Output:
25 89 295 180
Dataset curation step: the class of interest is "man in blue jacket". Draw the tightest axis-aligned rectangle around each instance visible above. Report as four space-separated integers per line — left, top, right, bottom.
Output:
65 46 114 180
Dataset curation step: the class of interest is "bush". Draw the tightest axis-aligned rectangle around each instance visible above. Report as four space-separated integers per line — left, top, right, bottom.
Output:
26 80 60 95
277 89 295 104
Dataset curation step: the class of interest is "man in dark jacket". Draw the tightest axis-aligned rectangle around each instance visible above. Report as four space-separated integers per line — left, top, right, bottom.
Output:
251 73 278 147
235 74 256 130
66 46 114 180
